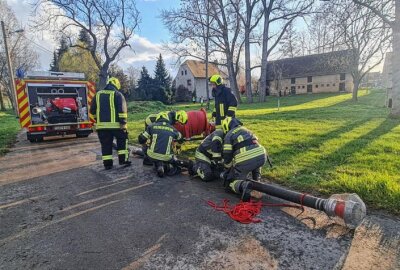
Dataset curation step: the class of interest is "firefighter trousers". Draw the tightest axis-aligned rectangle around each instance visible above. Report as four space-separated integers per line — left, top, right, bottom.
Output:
226 154 265 193
97 129 129 167
193 160 222 182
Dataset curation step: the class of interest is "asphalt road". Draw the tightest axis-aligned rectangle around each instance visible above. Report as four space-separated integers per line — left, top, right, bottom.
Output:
0 132 399 270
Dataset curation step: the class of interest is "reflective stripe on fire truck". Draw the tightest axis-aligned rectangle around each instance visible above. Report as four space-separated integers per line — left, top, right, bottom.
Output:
16 80 31 128
86 81 96 123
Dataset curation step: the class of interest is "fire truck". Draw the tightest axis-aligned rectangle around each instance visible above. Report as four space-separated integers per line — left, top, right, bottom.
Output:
15 71 96 142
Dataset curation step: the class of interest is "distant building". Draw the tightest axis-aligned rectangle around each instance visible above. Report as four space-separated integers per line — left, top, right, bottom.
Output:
382 52 392 107
265 50 356 96
360 72 382 88
174 60 227 100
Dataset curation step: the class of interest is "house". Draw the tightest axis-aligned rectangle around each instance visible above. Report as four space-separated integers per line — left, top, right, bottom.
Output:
360 72 382 88
265 50 356 96
174 60 227 100
382 52 392 107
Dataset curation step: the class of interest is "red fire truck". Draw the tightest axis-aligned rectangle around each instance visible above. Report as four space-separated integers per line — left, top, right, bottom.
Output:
15 71 96 142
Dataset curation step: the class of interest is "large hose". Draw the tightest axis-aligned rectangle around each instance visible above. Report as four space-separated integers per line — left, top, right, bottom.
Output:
239 180 366 229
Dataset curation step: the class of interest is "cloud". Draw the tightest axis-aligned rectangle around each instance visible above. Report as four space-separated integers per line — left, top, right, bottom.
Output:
6 0 179 75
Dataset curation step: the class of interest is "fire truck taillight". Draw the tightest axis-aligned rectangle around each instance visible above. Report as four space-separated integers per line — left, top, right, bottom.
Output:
29 126 45 132
79 123 92 129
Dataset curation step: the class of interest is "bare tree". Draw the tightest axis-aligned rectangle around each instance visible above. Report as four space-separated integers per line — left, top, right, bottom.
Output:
335 0 391 101
230 0 263 103
278 21 301 58
33 0 140 89
352 0 399 116
258 0 314 102
0 1 39 111
161 0 244 102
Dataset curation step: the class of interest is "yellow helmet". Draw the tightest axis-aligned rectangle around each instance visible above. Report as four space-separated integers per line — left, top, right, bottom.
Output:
221 117 241 133
156 111 170 122
107 77 121 90
209 74 223 86
175 110 188 124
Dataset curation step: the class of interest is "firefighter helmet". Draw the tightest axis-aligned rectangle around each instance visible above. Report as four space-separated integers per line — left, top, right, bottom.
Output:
156 111 170 122
107 77 121 90
209 74 223 86
175 110 188 124
221 117 242 133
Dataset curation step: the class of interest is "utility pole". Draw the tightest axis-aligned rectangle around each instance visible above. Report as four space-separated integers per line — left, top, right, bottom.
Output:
1 20 18 116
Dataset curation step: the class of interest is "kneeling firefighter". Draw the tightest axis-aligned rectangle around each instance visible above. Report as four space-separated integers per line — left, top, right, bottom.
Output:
138 112 185 177
191 129 224 182
142 110 188 166
221 117 266 198
90 77 131 170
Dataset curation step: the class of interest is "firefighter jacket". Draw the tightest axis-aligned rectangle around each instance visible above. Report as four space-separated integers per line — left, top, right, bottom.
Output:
144 111 176 128
90 84 127 129
195 130 224 164
212 85 238 126
138 120 183 161
223 126 265 168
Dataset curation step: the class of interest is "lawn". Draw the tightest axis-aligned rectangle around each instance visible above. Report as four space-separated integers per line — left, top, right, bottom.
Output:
0 110 20 156
130 89 400 213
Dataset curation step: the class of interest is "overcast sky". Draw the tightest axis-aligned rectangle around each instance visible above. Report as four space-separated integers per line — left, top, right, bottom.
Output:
6 0 181 76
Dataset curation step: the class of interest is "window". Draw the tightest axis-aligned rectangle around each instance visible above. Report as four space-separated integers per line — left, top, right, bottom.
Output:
187 79 192 86
327 84 330 87
291 78 296 84
307 84 312 93
302 85 305 89
307 76 312 83
315 84 319 88
285 87 288 90
333 83 336 86
340 73 346 80
298 85 300 89
321 84 324 87
185 70 187 75
181 71 183 75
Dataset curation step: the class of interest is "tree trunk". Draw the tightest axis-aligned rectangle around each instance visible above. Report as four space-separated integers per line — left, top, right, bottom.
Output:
259 4 270 103
352 76 359 101
5 86 15 111
390 0 400 116
245 1 253 103
227 56 241 102
98 64 110 90
0 85 6 111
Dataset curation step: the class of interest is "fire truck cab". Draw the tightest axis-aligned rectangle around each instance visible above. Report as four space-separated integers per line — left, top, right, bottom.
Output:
16 71 96 142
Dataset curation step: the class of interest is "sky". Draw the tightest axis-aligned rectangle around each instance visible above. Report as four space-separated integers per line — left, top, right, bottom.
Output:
6 0 181 76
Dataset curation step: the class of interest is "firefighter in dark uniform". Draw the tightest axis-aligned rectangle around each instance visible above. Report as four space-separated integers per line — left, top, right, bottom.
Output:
90 77 131 170
142 110 188 165
138 112 184 177
209 74 238 129
191 129 224 182
221 117 266 197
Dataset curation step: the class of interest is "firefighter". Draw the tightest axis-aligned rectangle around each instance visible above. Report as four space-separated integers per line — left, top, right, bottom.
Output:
142 110 188 166
144 110 188 129
138 113 184 177
90 77 131 170
220 117 266 196
191 129 224 182
209 74 238 129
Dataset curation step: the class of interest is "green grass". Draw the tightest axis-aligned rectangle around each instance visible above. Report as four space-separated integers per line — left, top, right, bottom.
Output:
127 89 400 213
0 110 20 156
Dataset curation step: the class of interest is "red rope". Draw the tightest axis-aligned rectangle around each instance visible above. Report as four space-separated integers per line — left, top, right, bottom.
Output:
207 199 303 224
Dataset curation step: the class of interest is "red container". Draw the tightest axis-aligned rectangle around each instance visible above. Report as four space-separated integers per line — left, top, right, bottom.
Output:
174 108 215 139
51 98 78 111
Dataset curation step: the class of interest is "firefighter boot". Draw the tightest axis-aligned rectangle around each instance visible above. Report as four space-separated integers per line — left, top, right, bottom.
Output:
252 168 261 181
156 162 164 177
166 164 182 176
